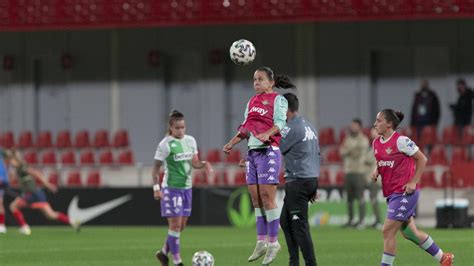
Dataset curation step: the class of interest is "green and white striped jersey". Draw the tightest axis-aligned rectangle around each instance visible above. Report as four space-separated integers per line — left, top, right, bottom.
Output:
154 135 198 189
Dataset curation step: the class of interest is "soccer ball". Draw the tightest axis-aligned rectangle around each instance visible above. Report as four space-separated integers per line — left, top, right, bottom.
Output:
229 39 256 66
192 250 215 266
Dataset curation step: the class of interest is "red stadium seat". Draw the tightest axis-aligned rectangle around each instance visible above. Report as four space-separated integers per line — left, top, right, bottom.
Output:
113 129 129 148
56 130 72 149
399 126 417 143
225 150 241 164
40 149 57 166
86 171 101 187
318 168 331 187
451 146 468 164
93 129 110 148
450 163 474 189
98 149 114 165
67 171 82 187
80 149 96 166
420 126 438 147
117 149 134 165
462 125 474 145
440 170 452 188
74 130 91 149
325 147 342 163
319 127 336 146
0 131 14 149
211 170 228 186
24 150 38 165
442 125 460 145
37 131 53 149
18 131 34 149
420 170 437 188
48 171 59 186
338 128 348 144
362 127 372 140
193 171 208 186
60 149 76 166
206 148 221 163
335 170 345 186
234 170 247 186
428 145 448 166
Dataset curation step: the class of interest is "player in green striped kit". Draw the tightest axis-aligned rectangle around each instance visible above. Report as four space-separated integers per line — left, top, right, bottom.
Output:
153 110 213 266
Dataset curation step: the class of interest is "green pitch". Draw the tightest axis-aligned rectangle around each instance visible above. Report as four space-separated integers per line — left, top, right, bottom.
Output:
1 226 473 265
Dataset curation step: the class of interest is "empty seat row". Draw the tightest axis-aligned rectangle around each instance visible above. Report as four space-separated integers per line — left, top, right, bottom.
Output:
0 129 129 149
205 149 242 164
427 145 473 166
8 170 101 188
420 164 474 189
399 125 474 146
318 125 474 147
22 149 134 166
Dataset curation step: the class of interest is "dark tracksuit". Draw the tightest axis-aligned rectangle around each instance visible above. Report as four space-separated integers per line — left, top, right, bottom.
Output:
279 115 320 266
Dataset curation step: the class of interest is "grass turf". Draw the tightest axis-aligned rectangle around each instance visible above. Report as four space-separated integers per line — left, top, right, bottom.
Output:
1 226 472 265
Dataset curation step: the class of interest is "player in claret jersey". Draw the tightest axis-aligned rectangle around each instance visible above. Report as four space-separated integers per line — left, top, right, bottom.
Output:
152 110 213 266
372 109 454 266
223 67 294 265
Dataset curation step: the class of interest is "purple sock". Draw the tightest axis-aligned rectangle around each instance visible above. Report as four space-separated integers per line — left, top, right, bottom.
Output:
255 208 267 241
167 230 181 264
265 208 280 243
419 236 443 261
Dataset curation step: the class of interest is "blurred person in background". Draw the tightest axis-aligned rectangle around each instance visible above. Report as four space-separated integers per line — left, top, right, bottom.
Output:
4 149 79 235
223 66 292 265
372 109 454 266
339 118 369 229
279 93 320 266
450 78 473 134
410 79 440 139
0 149 9 233
366 128 382 229
153 110 213 266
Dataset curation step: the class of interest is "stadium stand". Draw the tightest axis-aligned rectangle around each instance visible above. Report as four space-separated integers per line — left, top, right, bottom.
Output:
56 130 72 149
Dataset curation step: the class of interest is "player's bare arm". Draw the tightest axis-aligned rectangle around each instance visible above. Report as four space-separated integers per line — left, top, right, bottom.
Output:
404 150 427 194
223 133 244 154
152 159 163 200
191 155 213 175
28 167 57 193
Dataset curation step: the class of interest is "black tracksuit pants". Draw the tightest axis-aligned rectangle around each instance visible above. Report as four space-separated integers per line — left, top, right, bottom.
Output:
280 178 318 266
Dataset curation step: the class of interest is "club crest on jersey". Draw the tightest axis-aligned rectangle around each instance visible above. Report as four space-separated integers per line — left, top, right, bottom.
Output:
262 100 269 105
385 148 392 154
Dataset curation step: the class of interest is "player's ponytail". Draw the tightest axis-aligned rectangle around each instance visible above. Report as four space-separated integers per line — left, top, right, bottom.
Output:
381 109 404 130
274 74 296 90
168 110 184 135
256 66 296 90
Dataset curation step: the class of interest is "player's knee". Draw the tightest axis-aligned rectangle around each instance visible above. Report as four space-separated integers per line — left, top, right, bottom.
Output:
9 203 17 212
382 226 395 239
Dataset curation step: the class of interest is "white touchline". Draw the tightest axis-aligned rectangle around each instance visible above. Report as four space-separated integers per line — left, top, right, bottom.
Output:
68 194 132 224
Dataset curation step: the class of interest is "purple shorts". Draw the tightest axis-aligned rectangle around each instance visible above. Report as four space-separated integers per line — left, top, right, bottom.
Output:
386 190 419 221
160 187 192 217
246 146 281 185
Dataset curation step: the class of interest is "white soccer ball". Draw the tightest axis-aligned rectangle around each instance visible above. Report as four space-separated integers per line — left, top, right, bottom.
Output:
192 250 215 266
229 39 256 66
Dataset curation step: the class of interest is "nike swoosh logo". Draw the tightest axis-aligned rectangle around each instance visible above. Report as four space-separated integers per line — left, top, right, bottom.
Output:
68 194 132 224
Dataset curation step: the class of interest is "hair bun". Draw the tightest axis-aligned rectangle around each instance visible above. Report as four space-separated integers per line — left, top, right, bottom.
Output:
169 110 184 118
394 110 405 122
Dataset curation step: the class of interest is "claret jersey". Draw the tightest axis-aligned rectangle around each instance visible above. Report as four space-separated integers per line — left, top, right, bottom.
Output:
373 131 419 197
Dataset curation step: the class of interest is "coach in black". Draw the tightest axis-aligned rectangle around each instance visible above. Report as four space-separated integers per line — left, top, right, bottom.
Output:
279 93 320 266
